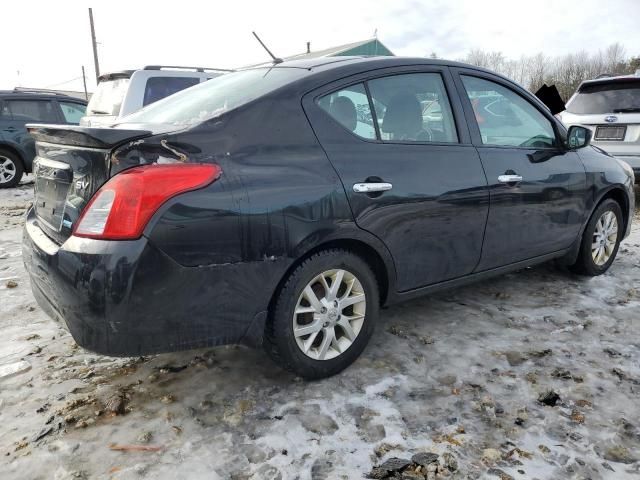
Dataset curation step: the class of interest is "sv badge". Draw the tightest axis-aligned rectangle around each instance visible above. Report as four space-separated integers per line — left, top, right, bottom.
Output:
75 179 89 191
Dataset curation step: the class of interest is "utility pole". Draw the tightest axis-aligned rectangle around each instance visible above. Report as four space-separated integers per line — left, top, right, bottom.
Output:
81 66 89 101
88 8 100 83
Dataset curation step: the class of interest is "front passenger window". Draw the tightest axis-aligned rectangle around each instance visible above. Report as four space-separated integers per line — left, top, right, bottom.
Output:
461 76 556 148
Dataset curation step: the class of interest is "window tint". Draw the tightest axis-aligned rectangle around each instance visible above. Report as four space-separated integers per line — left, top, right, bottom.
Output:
143 76 200 107
368 73 458 143
5 100 58 122
59 101 86 124
566 81 640 114
318 83 376 140
461 76 556 148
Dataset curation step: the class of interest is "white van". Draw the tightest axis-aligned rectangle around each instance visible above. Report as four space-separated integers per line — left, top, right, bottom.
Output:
81 66 231 126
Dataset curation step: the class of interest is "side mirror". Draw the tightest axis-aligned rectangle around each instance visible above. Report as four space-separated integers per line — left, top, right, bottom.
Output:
566 125 592 149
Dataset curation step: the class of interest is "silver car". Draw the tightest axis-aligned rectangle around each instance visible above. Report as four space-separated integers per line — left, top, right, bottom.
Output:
559 72 640 181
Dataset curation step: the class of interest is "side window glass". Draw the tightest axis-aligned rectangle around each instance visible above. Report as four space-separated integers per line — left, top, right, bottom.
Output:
368 73 458 143
143 77 200 107
318 83 376 140
59 102 87 124
5 100 58 122
461 76 556 148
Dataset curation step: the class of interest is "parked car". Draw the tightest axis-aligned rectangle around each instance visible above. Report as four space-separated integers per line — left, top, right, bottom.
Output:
81 65 231 127
0 89 86 187
23 57 635 379
558 72 640 181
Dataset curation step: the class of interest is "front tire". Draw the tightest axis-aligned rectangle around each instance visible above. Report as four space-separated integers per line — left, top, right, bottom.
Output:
570 198 623 276
0 149 23 188
264 249 379 379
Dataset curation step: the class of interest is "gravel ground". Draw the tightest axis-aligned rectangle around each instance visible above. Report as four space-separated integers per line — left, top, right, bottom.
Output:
1 178 639 480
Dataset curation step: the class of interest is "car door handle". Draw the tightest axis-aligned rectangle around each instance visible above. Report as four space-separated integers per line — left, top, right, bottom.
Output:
353 182 393 193
498 174 523 184
3 127 17 132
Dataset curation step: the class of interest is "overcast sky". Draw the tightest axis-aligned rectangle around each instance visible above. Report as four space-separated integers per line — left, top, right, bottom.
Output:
2 0 639 92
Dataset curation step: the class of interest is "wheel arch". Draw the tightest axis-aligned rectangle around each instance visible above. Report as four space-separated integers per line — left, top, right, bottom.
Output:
0 143 27 171
595 185 631 234
562 184 632 266
267 236 395 324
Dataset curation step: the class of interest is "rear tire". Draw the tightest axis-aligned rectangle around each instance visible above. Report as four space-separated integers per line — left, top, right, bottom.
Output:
570 198 623 276
0 149 23 188
264 249 379 379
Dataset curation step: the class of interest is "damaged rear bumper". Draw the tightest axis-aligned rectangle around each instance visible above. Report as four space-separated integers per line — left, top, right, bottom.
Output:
22 208 266 356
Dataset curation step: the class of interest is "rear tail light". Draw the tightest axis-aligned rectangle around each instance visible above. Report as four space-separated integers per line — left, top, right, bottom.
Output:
73 163 221 240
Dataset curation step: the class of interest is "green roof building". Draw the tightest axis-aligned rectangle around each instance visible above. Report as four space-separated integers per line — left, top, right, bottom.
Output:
244 38 394 69
286 38 394 60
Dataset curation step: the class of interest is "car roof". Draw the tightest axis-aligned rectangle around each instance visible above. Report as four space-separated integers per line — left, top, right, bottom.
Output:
579 74 640 88
98 65 233 82
238 56 526 101
255 55 478 72
246 56 513 86
0 90 85 102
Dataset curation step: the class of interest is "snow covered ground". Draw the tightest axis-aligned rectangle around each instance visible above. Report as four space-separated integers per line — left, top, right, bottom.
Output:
1 178 639 480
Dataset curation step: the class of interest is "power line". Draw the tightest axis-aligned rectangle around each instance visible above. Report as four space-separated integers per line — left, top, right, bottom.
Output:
44 76 84 89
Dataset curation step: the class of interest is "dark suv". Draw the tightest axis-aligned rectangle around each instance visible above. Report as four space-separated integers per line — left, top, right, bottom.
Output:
22 57 634 379
0 89 87 187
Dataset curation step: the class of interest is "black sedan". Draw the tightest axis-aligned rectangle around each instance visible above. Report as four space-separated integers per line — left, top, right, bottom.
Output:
23 57 635 379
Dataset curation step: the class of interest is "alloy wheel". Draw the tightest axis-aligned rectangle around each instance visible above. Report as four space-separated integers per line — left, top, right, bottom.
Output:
292 269 366 360
591 210 618 266
0 156 17 184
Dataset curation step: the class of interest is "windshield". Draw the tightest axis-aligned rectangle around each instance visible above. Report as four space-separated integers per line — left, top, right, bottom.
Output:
87 77 130 116
123 68 307 126
566 80 640 114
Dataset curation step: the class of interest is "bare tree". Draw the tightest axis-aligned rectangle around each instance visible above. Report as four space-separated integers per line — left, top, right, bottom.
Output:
527 53 547 92
459 44 638 100
603 43 626 74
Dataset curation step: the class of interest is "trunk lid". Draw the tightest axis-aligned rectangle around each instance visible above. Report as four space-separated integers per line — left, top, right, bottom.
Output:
27 124 153 244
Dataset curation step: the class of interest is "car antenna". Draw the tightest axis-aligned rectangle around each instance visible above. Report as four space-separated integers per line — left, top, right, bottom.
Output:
252 31 283 64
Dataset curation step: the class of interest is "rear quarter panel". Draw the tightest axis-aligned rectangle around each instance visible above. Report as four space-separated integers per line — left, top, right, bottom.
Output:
144 88 389 337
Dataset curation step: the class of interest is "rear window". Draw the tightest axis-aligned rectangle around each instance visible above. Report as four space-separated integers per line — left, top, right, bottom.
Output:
566 80 640 114
123 68 306 126
143 76 200 107
87 77 130 116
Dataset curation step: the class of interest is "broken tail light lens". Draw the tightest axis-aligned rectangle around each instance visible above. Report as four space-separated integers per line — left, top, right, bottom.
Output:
73 163 221 240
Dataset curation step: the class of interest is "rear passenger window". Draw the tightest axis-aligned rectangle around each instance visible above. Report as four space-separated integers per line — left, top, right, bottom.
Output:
5 100 58 122
368 73 458 143
318 83 376 140
143 77 200 106
461 76 556 148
